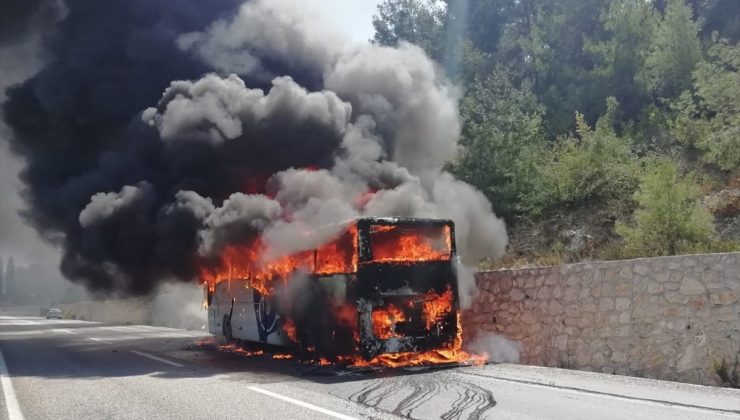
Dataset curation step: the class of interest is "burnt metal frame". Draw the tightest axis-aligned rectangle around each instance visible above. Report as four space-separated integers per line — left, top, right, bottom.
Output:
352 217 460 359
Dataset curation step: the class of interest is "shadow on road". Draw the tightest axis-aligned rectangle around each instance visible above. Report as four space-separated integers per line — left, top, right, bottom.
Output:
0 319 499 419
0 319 475 386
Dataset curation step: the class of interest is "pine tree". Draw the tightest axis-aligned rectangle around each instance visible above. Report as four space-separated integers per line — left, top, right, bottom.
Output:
642 0 702 99
617 160 715 256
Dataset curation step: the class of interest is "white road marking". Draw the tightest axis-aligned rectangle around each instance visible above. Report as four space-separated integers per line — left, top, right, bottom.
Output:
1 329 76 337
247 386 358 420
0 317 40 326
131 325 201 335
0 348 26 420
88 337 111 344
130 350 184 368
130 325 173 331
100 326 153 333
467 373 740 417
162 332 194 338
100 325 200 338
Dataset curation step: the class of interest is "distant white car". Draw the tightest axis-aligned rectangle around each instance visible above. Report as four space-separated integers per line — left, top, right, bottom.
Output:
46 308 63 319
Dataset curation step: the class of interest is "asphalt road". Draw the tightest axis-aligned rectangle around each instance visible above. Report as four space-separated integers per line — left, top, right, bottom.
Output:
0 316 738 420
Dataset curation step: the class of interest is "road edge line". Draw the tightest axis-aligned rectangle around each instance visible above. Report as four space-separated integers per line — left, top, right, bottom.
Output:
0 348 26 420
457 371 740 416
130 350 184 368
247 386 357 420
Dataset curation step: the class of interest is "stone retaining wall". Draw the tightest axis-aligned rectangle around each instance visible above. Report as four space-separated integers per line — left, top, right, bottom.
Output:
465 252 739 386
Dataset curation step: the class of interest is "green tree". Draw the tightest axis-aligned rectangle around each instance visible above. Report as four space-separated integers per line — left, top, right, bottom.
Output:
452 68 545 220
517 0 610 134
616 159 714 256
697 0 740 43
587 0 658 121
533 98 640 214
445 0 612 133
372 0 445 58
642 0 702 99
672 38 740 171
443 0 525 55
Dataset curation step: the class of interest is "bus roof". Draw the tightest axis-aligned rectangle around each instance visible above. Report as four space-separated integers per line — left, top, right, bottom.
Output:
356 217 454 225
324 217 454 229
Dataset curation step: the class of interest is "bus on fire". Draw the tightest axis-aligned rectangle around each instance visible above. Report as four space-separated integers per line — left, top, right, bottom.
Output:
202 217 461 362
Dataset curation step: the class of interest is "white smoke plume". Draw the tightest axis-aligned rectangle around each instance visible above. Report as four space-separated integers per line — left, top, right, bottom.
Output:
150 282 207 330
454 262 477 310
466 332 522 364
79 182 155 228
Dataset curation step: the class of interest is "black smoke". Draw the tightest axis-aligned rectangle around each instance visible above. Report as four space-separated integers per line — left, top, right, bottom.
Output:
2 0 508 297
1 0 323 294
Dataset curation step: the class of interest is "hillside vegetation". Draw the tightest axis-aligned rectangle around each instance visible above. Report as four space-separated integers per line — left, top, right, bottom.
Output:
372 0 740 266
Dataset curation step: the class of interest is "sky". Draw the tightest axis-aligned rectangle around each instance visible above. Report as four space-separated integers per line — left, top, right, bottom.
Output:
310 0 383 43
0 0 383 268
0 34 57 268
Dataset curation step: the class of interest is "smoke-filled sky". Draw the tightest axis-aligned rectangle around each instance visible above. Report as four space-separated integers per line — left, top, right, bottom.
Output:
0 0 506 297
0 0 381 268
308 0 383 42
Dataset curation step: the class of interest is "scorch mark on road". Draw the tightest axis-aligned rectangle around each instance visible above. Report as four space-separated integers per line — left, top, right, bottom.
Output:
341 375 496 420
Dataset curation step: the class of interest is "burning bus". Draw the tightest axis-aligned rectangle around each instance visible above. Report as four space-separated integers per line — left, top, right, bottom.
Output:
202 217 480 366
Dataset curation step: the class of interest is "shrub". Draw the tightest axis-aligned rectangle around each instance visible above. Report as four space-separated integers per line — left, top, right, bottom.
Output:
529 99 640 215
616 159 715 256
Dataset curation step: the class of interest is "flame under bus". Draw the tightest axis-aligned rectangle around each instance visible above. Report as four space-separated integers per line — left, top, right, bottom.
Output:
204 217 460 361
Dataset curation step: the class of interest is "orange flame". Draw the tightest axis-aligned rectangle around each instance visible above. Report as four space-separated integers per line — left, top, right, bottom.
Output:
315 225 357 274
199 225 357 293
272 353 293 359
350 313 486 368
420 288 454 330
368 225 451 263
219 343 265 357
282 318 298 343
371 304 406 340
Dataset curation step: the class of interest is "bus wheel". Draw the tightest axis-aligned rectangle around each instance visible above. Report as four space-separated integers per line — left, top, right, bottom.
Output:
223 314 233 342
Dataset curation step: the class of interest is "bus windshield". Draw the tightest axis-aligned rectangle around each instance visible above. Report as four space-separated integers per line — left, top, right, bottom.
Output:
367 223 451 263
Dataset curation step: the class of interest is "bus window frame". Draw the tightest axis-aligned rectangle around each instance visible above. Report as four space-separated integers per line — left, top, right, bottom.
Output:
356 219 456 264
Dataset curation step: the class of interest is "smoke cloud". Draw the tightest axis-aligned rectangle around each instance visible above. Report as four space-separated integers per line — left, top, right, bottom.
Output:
466 332 522 364
2 0 507 296
0 0 68 267
177 0 346 82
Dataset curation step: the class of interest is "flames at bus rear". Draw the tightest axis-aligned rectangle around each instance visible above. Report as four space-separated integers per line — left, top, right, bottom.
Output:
199 218 484 367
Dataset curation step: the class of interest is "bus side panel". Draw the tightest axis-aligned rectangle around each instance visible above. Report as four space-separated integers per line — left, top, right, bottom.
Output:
209 279 291 346
205 285 217 334
207 306 218 335
209 281 234 336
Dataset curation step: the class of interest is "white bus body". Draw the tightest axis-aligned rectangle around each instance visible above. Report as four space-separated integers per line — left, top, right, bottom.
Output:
207 279 292 346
